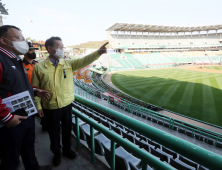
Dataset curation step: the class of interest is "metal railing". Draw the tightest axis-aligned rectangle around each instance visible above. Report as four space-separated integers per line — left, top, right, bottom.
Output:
73 94 222 170
73 108 172 170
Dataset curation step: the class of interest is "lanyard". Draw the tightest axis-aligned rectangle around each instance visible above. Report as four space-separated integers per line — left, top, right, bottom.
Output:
63 69 66 78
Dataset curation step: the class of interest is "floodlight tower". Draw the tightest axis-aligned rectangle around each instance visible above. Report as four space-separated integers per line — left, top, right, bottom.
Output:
0 1 9 26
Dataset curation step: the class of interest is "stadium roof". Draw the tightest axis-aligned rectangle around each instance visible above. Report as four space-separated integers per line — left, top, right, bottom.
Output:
106 23 222 33
0 2 8 15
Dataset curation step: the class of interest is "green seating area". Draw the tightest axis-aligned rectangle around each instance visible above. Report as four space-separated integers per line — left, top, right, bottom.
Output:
209 56 220 61
167 56 192 63
110 54 121 59
127 59 139 67
122 59 133 67
107 52 221 71
122 53 134 58
116 59 128 68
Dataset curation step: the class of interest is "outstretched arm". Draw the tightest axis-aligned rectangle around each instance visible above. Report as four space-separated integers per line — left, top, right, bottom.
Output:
70 42 109 71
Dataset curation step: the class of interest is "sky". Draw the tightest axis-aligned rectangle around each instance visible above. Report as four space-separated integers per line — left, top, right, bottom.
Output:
1 0 222 46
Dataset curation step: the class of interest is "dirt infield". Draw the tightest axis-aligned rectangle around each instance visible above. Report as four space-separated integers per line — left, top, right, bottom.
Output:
182 67 222 73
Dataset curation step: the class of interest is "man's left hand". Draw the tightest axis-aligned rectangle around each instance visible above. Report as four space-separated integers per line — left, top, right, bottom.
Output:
98 42 109 55
35 89 50 101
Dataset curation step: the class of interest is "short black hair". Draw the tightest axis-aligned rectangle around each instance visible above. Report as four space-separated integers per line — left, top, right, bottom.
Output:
0 25 21 38
45 36 62 52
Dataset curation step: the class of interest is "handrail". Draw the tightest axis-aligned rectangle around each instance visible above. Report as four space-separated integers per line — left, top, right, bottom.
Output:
72 108 173 170
75 94 222 170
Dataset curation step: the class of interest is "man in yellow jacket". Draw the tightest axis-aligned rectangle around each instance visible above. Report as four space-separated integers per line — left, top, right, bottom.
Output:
32 36 108 166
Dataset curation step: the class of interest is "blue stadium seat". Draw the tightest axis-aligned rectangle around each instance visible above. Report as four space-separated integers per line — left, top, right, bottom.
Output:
129 161 153 170
155 148 173 163
72 117 86 140
100 117 110 128
148 140 161 149
95 133 113 156
178 155 199 169
115 146 141 170
161 146 178 159
102 143 141 170
134 138 155 152
216 140 222 148
169 158 196 170
150 147 168 162
80 124 99 141
199 165 210 170
194 133 206 141
204 137 215 145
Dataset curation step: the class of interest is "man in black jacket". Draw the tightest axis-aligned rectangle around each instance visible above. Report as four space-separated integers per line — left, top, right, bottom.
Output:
0 25 52 170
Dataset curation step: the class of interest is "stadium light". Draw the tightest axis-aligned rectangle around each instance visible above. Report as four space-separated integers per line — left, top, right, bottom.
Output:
0 1 8 25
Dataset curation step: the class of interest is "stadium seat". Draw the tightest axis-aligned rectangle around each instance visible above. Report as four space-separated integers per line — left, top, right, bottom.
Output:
95 133 112 156
80 124 99 141
178 155 199 169
150 147 168 162
148 140 161 149
163 121 170 128
122 131 140 143
194 133 206 141
72 117 86 139
169 158 196 170
186 130 194 138
126 128 136 135
155 148 173 163
129 161 153 170
157 120 164 125
102 143 141 170
134 138 155 152
179 127 186 134
161 146 178 159
199 165 210 170
115 146 141 170
136 134 148 142
216 140 222 148
100 117 110 128
111 125 126 136
204 137 215 145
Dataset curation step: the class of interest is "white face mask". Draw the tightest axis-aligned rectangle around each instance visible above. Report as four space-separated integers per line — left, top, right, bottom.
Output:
4 38 29 54
52 48 64 59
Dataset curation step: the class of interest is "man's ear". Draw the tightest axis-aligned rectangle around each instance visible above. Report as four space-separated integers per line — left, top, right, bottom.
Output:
48 46 55 54
0 37 6 45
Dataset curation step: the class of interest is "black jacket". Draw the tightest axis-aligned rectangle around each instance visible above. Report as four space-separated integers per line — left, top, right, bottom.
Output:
0 48 34 117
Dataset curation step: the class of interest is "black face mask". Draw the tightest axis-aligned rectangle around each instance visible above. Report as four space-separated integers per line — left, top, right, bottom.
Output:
27 52 36 59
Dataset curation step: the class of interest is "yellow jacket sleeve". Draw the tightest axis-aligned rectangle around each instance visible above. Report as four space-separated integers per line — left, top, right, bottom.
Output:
69 51 101 72
31 65 42 110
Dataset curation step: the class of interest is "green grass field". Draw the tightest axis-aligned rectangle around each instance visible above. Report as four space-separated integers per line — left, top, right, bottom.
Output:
111 68 222 127
206 66 222 71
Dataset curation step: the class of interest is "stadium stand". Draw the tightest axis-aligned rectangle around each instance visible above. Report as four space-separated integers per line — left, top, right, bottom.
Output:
87 23 222 71
71 99 221 169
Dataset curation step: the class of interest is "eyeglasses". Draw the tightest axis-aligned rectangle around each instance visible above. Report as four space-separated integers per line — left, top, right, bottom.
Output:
7 35 26 41
54 45 66 50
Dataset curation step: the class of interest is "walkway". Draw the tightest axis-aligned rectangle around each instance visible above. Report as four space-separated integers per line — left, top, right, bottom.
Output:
18 117 109 170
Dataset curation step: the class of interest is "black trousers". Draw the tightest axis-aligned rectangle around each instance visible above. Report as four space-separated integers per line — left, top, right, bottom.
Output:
43 103 72 154
0 116 39 170
40 116 47 128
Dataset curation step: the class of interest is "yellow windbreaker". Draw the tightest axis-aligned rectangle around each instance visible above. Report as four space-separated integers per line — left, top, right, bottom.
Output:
32 51 101 110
